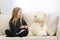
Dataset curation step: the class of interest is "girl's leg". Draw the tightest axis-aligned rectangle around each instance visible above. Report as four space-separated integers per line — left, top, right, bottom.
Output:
18 30 28 37
5 29 16 37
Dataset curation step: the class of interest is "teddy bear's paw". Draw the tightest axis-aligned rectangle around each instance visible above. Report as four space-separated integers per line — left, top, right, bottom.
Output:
36 32 47 36
28 31 33 36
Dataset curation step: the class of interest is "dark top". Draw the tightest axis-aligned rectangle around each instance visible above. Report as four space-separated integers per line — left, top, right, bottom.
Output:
9 18 28 33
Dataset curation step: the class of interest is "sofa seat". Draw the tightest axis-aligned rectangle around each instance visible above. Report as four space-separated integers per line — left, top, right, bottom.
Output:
0 35 57 40
0 35 21 40
22 36 57 40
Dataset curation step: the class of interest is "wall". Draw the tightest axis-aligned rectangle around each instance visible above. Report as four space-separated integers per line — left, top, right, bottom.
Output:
12 0 59 14
0 0 13 15
0 0 59 15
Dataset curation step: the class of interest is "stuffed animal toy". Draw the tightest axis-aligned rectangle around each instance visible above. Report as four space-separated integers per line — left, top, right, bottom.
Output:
28 12 48 36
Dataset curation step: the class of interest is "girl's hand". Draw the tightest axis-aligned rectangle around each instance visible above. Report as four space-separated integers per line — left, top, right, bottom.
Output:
20 25 28 29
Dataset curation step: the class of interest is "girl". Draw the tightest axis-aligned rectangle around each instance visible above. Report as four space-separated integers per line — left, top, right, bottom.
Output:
5 7 28 37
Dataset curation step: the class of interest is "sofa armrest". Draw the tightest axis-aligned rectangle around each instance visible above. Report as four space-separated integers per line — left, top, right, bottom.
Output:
56 28 60 40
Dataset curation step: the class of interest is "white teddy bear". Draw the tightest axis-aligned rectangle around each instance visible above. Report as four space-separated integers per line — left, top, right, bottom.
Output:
28 12 48 36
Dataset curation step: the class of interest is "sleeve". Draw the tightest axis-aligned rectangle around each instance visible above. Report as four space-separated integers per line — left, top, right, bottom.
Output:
22 19 28 30
22 19 27 26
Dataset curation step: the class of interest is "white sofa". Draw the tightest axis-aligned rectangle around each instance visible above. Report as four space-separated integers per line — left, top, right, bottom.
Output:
0 14 60 40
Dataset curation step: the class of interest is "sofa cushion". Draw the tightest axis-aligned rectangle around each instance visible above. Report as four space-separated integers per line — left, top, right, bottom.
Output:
48 16 59 36
0 14 10 35
22 13 35 26
0 33 3 36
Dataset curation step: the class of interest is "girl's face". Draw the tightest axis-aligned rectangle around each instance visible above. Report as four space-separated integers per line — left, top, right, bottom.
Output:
18 10 22 18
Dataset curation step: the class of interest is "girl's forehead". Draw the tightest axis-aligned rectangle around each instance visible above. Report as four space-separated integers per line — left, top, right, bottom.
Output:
19 10 22 12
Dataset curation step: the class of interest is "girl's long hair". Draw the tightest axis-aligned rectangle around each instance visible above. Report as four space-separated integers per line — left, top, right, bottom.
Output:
11 7 22 25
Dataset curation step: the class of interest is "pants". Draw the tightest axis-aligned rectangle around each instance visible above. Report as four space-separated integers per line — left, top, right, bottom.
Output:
5 29 28 37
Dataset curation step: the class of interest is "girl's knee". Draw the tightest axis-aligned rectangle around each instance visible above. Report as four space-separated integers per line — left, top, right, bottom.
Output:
5 29 10 33
24 30 28 34
18 30 28 37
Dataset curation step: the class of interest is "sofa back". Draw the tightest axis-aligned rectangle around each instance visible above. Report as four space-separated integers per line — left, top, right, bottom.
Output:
0 14 10 35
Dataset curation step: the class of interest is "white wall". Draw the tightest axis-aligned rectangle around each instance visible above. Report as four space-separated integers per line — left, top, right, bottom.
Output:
0 0 13 15
0 0 59 15
12 0 59 13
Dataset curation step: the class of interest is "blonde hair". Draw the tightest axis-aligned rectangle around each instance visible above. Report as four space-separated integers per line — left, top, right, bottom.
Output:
11 7 22 25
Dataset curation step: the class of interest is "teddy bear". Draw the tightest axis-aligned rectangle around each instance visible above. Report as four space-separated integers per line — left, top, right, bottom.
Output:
28 12 48 36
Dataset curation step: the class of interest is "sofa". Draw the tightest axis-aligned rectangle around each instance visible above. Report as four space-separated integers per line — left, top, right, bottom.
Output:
0 13 60 40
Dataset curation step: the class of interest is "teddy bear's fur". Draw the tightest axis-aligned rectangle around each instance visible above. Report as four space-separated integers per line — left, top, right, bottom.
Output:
28 12 48 36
